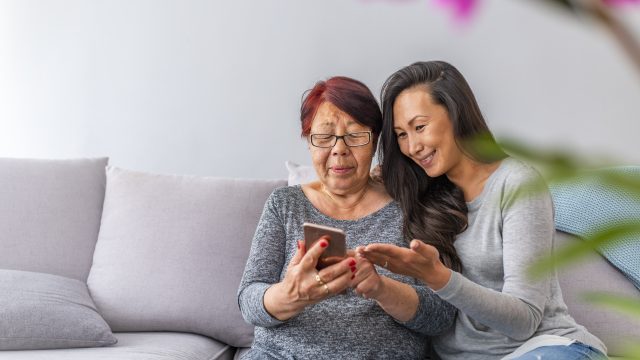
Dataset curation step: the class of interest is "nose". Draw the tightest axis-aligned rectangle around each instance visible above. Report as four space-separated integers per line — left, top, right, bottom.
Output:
332 136 350 156
408 135 423 157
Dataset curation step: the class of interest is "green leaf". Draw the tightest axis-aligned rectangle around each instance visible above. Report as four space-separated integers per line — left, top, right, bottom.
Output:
583 292 640 317
528 222 640 278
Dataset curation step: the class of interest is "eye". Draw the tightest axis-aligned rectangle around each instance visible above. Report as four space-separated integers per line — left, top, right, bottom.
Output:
347 132 366 139
396 132 407 139
416 125 426 132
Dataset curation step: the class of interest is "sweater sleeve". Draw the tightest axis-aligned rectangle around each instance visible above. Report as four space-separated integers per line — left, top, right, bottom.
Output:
434 169 554 340
237 190 287 328
398 283 457 335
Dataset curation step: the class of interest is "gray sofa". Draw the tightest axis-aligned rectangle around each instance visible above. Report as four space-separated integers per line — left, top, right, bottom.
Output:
0 157 638 359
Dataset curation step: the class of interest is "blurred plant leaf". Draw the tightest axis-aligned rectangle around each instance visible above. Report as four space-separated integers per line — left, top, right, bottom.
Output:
467 134 640 200
583 291 640 317
534 0 579 13
528 221 640 278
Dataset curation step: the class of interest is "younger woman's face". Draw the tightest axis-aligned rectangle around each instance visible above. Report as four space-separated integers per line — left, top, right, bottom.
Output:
392 85 464 178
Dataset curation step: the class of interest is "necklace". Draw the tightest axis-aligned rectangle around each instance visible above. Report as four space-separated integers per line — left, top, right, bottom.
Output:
320 182 370 210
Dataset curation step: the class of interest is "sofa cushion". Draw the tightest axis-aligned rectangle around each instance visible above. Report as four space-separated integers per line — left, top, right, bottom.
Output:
87 167 286 348
555 231 640 356
0 332 235 360
0 269 116 350
0 157 108 281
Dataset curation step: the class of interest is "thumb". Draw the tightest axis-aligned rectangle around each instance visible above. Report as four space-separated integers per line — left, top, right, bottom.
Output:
409 239 439 259
410 239 433 258
289 240 306 267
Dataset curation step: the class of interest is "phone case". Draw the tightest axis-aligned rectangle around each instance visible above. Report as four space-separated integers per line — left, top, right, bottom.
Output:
303 222 347 270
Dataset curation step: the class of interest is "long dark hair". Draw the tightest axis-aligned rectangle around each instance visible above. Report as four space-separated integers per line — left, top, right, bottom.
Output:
379 61 506 272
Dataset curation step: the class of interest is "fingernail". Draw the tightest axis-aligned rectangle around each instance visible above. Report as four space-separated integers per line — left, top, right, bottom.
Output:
320 241 328 248
351 274 355 280
297 241 300 249
350 266 356 272
348 259 356 266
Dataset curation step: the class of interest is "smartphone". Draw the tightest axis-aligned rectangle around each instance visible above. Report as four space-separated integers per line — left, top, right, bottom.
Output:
303 222 347 270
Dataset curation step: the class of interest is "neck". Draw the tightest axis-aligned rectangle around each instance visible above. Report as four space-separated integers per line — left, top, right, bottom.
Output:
321 180 370 211
446 158 501 202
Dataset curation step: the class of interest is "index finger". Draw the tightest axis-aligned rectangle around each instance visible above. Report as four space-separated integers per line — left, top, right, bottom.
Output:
300 236 330 269
362 243 411 266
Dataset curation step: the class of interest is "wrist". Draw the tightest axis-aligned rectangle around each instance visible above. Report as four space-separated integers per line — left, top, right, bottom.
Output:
369 275 388 302
422 263 452 291
264 282 304 321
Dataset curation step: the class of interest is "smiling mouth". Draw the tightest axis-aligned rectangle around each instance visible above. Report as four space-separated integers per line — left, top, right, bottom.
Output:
417 151 435 167
330 166 354 174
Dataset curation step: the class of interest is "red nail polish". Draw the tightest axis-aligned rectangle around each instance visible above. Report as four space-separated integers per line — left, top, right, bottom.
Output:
320 241 328 248
297 242 300 249
350 266 356 272
351 274 355 280
348 259 356 266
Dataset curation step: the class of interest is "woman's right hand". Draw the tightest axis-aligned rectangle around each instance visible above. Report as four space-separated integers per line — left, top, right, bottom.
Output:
263 237 356 321
362 239 452 291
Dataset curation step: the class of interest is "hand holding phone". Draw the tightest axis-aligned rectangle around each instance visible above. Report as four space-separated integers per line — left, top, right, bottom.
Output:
303 222 347 270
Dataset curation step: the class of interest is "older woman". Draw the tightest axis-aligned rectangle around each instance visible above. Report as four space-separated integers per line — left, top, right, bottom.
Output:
237 76 456 359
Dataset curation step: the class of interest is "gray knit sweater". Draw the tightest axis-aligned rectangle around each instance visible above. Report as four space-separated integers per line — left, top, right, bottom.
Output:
237 186 456 360
432 157 606 359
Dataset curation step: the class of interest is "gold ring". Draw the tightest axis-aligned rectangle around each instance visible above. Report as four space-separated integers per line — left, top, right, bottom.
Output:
315 274 326 286
323 283 330 295
383 260 389 268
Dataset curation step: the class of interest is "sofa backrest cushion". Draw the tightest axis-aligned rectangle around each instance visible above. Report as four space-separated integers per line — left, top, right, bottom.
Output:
87 167 286 348
0 157 108 281
555 230 640 356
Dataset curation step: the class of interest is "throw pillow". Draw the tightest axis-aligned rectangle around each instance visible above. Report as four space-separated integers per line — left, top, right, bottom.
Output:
87 167 286 348
0 269 117 350
285 160 317 185
0 157 108 281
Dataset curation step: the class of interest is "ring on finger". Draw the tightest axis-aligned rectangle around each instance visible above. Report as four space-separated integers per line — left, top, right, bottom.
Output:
383 260 389 268
323 283 330 295
315 273 326 286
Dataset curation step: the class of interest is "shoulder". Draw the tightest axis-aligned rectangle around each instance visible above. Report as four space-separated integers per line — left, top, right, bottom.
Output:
496 157 547 192
264 185 305 210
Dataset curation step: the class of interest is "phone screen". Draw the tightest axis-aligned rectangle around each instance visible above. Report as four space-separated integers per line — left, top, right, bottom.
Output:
302 222 347 270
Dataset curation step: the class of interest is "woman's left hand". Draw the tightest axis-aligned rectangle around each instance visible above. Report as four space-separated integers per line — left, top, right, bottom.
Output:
360 240 452 290
351 246 384 299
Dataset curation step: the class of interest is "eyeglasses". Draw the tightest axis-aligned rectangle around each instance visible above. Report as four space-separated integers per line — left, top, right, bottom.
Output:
309 131 372 148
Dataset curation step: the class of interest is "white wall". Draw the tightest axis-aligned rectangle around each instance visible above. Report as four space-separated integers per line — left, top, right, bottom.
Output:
1 0 639 178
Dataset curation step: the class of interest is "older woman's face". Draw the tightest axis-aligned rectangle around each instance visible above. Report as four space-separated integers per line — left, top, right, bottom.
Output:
308 102 375 194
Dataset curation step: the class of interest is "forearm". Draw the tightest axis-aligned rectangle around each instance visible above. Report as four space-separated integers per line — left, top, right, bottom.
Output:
238 283 284 328
371 276 419 322
435 271 543 340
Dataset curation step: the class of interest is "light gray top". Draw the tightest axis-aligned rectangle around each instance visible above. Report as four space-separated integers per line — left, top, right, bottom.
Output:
238 186 456 360
432 157 606 359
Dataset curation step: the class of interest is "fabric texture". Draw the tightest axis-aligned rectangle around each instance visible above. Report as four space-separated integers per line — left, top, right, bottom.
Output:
238 186 456 360
509 342 607 360
0 332 234 360
432 157 605 360
87 166 286 348
0 157 108 281
548 166 640 290
0 269 116 350
555 231 640 357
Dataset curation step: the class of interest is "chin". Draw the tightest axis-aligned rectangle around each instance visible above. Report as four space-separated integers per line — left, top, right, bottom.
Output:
423 166 443 178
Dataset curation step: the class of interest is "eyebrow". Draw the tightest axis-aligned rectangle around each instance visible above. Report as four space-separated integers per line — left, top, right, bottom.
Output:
394 115 430 130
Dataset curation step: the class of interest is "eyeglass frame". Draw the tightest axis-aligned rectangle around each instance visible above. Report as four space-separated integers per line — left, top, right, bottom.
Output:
308 131 373 148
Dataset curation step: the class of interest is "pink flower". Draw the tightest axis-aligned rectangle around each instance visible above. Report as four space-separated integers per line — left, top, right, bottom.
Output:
434 0 479 23
603 0 640 5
